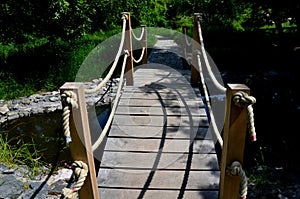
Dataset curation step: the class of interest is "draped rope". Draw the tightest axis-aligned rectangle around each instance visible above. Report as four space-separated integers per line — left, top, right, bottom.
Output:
196 18 226 93
92 50 129 152
233 91 257 142
227 161 248 199
61 91 78 144
197 53 223 147
84 14 127 94
133 47 146 63
132 27 145 41
184 32 192 47
62 161 89 199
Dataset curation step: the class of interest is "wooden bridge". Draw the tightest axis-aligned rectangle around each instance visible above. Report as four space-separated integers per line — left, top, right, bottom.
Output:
59 12 257 199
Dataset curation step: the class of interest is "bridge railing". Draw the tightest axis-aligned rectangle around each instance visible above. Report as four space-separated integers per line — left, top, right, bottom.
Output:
182 13 257 199
59 12 146 199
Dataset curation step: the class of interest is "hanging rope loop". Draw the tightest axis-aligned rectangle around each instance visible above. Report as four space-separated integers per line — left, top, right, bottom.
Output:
61 91 79 144
227 161 248 199
62 160 89 199
233 91 257 142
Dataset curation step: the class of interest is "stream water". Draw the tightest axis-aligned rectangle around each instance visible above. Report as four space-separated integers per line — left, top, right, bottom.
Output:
0 105 111 166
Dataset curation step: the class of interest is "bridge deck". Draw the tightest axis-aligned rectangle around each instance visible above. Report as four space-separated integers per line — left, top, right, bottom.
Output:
97 64 220 198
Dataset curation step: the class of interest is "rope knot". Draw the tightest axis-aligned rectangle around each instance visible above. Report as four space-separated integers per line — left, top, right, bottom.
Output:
233 91 257 142
62 160 89 199
61 91 78 109
227 161 248 199
233 91 256 108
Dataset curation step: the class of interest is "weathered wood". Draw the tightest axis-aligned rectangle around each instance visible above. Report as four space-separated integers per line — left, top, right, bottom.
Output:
122 12 134 86
219 84 250 199
99 189 218 199
98 169 220 190
100 151 219 170
97 65 220 198
112 115 209 127
60 82 99 199
108 126 212 140
104 138 216 154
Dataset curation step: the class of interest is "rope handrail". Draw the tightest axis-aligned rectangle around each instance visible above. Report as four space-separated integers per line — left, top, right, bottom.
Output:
184 32 192 47
133 47 146 63
197 53 223 147
196 18 226 93
84 14 127 94
131 26 145 41
92 50 129 152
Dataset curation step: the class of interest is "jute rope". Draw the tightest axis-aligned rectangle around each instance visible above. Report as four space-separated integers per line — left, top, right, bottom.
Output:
84 14 127 94
132 26 145 41
61 91 78 144
92 50 129 152
233 91 257 141
227 161 248 199
62 161 89 199
197 53 223 147
133 47 146 63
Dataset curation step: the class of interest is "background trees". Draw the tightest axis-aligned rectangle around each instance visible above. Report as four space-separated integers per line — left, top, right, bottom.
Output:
0 0 299 99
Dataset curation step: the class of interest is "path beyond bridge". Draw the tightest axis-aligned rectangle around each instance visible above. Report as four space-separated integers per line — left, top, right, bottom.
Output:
97 35 220 198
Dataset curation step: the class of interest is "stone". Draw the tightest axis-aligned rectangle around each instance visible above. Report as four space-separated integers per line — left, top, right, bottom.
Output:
0 175 23 198
0 104 9 115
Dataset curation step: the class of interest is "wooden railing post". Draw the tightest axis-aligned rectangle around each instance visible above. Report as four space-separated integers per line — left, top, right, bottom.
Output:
191 13 201 87
141 24 147 65
122 12 134 86
219 84 250 199
60 82 100 199
182 25 189 69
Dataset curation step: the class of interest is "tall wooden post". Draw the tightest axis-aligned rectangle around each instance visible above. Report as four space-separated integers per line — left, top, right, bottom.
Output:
141 25 147 65
182 26 189 69
122 12 134 86
60 82 100 199
191 13 201 87
219 84 250 199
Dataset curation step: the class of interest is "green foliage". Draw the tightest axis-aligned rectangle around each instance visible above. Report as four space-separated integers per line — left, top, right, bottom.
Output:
0 133 45 176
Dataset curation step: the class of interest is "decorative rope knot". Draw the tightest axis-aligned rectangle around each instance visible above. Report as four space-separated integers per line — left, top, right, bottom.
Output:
62 160 89 199
122 13 128 20
61 91 79 144
233 91 257 142
233 91 256 108
227 161 248 199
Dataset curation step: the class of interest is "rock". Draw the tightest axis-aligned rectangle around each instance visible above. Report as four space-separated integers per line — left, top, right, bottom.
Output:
18 181 49 199
0 175 23 198
0 104 9 115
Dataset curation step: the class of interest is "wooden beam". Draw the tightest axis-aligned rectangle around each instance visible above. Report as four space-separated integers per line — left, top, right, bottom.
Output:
219 84 250 199
122 12 134 86
60 82 100 199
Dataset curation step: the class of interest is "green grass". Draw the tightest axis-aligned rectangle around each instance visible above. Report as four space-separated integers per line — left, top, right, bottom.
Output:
0 133 46 177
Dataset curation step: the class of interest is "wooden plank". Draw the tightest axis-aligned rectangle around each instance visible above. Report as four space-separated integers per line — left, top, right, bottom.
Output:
112 115 209 127
100 151 219 170
115 106 206 116
99 189 218 199
108 126 213 139
123 86 200 94
118 98 204 107
98 169 220 190
120 91 202 99
104 138 217 154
